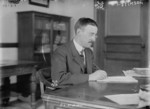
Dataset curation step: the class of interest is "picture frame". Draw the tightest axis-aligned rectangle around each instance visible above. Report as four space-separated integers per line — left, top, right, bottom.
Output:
29 0 50 8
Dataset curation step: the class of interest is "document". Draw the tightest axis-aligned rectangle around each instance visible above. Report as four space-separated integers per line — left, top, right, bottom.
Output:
105 93 139 105
105 91 150 107
97 76 138 83
123 70 149 77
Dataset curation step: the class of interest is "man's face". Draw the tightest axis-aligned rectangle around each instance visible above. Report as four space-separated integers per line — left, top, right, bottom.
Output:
78 25 98 48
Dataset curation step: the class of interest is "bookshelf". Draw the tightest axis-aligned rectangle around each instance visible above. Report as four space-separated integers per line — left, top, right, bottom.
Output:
18 11 71 68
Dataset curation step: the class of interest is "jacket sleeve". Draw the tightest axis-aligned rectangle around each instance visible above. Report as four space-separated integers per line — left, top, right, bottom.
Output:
92 60 100 73
51 46 89 87
88 48 100 73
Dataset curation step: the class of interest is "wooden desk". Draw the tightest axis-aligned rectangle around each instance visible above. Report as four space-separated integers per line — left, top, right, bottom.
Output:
42 81 149 109
0 60 38 109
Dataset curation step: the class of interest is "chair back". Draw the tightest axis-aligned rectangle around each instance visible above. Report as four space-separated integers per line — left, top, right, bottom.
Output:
36 67 55 94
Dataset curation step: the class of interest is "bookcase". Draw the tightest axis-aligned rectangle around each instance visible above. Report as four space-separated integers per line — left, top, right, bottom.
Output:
18 11 71 68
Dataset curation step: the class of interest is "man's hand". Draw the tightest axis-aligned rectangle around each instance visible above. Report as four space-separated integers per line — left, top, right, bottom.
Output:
89 70 107 81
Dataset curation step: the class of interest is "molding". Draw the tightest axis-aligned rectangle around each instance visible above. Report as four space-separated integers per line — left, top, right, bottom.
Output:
0 43 18 48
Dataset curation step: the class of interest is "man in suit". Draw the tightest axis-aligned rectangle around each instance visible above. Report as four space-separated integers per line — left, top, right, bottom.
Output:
51 17 107 88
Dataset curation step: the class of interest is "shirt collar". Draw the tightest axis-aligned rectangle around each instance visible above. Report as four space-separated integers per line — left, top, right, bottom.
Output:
73 39 84 54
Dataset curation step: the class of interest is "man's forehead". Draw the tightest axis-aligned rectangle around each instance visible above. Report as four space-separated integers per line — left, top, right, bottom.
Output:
84 25 98 31
83 24 97 28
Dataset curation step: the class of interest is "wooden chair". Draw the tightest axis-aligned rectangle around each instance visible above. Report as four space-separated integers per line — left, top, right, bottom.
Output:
36 67 55 95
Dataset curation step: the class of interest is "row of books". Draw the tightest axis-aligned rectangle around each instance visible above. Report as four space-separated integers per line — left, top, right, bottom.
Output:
35 20 67 31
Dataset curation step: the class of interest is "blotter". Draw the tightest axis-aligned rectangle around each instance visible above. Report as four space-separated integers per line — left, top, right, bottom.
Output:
97 76 138 83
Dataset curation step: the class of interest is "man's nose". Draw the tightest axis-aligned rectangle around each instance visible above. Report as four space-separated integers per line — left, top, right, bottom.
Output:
92 36 96 42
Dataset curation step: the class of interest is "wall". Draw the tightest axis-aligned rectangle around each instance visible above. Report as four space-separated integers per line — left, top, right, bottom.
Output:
106 4 141 36
0 0 94 60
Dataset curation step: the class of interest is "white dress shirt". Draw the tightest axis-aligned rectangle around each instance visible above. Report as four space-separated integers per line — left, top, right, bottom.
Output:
73 39 85 64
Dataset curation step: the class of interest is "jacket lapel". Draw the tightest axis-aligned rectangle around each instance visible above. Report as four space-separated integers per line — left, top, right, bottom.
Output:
69 41 85 73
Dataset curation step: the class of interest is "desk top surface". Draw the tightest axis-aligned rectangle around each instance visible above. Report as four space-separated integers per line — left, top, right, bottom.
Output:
0 60 39 68
43 82 142 109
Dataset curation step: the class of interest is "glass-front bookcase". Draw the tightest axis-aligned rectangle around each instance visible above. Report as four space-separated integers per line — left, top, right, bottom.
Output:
18 11 71 68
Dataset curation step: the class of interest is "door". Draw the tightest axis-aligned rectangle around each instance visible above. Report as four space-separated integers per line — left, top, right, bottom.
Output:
95 0 149 76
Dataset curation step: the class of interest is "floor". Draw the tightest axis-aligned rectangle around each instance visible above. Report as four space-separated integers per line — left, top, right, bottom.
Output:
0 92 45 109
1 100 45 109
1 78 45 109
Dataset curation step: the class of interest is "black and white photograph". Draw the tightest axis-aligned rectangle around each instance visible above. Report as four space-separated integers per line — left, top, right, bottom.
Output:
0 0 150 109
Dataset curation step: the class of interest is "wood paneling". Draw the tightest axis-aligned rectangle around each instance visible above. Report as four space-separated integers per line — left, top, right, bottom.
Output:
106 44 141 53
105 36 142 44
106 52 141 61
104 36 144 75
105 36 142 61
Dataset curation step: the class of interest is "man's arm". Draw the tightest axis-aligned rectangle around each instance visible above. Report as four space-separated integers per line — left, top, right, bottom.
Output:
51 46 89 87
87 48 99 72
89 49 107 81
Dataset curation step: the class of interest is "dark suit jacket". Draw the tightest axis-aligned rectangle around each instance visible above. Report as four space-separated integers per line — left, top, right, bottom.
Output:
51 41 99 86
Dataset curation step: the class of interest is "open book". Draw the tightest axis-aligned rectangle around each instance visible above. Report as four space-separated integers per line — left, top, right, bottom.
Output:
97 76 138 83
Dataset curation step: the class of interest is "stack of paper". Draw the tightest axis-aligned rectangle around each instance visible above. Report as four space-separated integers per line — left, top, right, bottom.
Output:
97 76 138 83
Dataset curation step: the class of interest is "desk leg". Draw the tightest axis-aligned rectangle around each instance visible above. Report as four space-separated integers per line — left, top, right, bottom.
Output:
1 77 10 106
44 101 55 109
30 72 37 109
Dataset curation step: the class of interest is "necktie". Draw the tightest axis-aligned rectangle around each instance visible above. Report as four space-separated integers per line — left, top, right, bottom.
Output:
80 49 87 73
80 49 84 64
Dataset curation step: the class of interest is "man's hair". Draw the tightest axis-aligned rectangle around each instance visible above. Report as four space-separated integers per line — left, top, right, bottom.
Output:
74 17 98 34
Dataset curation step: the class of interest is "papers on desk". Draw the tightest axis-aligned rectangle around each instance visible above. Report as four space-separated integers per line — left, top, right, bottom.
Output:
105 90 150 107
97 76 138 83
105 93 139 105
123 70 149 77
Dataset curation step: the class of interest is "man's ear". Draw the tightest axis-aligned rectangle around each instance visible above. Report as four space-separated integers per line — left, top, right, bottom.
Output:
76 28 81 34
